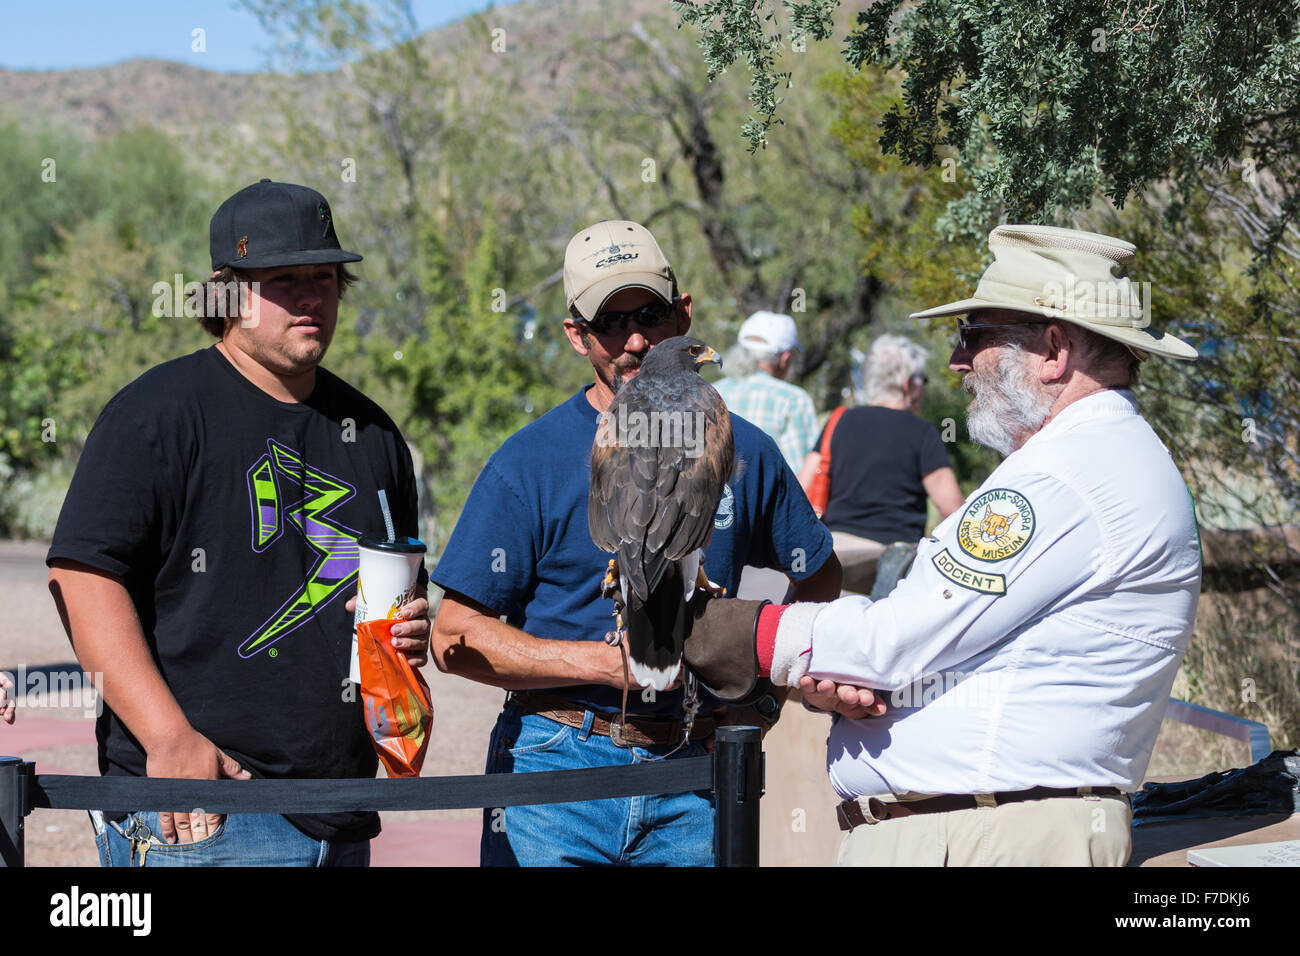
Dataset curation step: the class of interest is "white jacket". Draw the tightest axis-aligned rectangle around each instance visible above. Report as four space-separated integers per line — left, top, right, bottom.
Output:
770 389 1202 797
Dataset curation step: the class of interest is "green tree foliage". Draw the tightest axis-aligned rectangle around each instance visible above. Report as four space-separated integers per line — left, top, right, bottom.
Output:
680 0 1300 273
0 125 212 481
338 220 567 550
239 0 590 545
671 0 839 149
687 0 1300 745
238 0 984 535
825 66 999 485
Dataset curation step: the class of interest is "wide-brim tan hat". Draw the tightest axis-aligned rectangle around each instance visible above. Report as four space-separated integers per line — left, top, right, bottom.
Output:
564 220 675 320
909 224 1197 361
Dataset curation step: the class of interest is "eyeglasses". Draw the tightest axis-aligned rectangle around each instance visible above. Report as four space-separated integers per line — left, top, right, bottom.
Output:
955 318 1050 351
579 297 679 336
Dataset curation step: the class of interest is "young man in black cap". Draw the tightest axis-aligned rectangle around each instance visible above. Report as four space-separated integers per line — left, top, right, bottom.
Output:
47 180 430 866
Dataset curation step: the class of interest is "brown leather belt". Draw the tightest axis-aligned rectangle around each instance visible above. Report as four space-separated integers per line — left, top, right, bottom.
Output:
837 787 1124 830
509 691 719 748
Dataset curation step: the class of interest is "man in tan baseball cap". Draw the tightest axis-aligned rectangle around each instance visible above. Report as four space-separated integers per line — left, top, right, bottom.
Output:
431 218 842 866
563 220 676 322
679 223 1202 866
558 220 684 403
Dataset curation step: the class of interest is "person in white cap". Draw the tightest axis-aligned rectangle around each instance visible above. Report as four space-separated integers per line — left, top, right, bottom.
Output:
714 311 819 471
679 223 1202 866
431 220 841 867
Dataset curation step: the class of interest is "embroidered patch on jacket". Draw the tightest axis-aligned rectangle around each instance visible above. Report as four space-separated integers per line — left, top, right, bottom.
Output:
932 548 1006 595
713 483 735 530
956 488 1035 562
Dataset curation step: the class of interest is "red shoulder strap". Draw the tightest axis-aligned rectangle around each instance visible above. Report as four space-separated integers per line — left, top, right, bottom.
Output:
819 406 847 468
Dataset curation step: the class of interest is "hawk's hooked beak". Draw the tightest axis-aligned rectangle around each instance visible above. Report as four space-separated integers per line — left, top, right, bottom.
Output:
695 347 722 370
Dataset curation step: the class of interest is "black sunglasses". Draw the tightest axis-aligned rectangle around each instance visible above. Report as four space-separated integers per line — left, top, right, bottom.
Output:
955 318 1050 351
579 297 679 336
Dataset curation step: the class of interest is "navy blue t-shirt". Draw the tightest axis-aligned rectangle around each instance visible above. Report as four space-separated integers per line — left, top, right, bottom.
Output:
431 386 833 716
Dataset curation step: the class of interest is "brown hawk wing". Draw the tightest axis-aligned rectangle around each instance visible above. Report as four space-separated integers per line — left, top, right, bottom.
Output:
588 376 733 602
586 336 734 690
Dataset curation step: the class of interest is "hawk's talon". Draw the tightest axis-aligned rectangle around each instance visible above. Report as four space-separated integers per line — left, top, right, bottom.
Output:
601 557 624 607
695 565 727 599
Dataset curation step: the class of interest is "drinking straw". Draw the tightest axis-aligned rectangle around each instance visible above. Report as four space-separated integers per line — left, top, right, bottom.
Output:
377 490 396 542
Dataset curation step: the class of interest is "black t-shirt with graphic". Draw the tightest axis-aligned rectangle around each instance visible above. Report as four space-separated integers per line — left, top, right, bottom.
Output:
48 347 424 843
814 405 953 544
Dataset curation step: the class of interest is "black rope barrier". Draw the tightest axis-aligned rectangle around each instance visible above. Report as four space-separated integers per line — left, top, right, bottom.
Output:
0 725 762 867
30 756 714 813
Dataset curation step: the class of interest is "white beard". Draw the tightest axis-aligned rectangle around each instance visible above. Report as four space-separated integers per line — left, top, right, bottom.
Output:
964 349 1054 456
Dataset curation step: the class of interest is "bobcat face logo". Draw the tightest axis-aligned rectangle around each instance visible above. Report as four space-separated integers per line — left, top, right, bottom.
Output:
237 235 249 258
979 506 1019 544
958 489 1035 562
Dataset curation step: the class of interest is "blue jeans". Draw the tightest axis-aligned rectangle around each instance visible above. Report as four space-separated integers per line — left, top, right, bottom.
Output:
91 810 370 867
480 702 715 866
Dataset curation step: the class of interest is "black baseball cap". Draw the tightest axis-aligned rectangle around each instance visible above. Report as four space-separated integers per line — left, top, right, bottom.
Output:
209 179 363 271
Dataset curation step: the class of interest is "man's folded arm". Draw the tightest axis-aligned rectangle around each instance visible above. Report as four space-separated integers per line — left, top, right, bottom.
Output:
686 473 1104 695
770 473 1104 689
431 588 628 690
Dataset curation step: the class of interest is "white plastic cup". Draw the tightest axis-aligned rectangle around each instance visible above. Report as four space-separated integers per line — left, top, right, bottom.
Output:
351 533 426 683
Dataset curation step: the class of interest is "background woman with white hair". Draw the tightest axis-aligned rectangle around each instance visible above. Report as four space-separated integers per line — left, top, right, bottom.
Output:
798 333 965 594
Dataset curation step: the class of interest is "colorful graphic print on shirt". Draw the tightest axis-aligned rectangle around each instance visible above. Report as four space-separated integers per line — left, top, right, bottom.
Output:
240 438 361 658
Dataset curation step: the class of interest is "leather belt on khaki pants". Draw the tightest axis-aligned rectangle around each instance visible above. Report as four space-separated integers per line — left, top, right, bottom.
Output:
837 787 1124 830
509 691 719 748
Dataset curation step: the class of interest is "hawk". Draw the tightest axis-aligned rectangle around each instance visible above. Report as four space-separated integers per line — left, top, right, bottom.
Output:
588 336 734 690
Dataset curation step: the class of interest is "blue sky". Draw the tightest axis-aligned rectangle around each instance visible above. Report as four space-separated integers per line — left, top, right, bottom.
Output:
0 1 517 72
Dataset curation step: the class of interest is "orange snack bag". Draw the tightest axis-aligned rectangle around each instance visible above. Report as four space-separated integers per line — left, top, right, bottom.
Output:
356 618 433 777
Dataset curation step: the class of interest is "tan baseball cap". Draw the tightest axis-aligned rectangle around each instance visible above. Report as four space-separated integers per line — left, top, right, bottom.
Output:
909 224 1197 361
564 220 676 320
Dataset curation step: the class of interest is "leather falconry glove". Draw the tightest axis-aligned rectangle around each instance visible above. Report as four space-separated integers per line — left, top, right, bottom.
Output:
682 593 771 705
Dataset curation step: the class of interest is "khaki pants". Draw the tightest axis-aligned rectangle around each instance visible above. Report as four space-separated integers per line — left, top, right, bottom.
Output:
837 792 1132 866
830 531 888 596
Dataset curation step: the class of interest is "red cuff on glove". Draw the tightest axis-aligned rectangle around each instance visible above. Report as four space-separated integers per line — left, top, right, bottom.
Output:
756 603 790 678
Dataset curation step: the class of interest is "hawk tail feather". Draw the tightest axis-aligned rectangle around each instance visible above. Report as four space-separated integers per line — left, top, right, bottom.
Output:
623 562 691 694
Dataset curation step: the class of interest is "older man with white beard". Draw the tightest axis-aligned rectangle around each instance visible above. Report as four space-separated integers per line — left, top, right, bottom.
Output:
680 224 1203 866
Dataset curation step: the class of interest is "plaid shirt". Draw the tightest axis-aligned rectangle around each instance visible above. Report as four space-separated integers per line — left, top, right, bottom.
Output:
714 371 819 471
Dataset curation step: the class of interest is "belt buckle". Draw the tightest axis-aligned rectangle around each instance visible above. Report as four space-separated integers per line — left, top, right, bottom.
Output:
838 797 892 830
864 797 892 823
609 715 633 749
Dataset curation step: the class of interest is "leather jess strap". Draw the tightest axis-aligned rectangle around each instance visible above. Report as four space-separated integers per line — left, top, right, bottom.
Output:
510 691 717 748
837 786 1124 830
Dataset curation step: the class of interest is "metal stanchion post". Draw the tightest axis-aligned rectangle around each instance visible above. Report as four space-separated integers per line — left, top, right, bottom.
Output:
0 756 29 868
713 726 762 867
